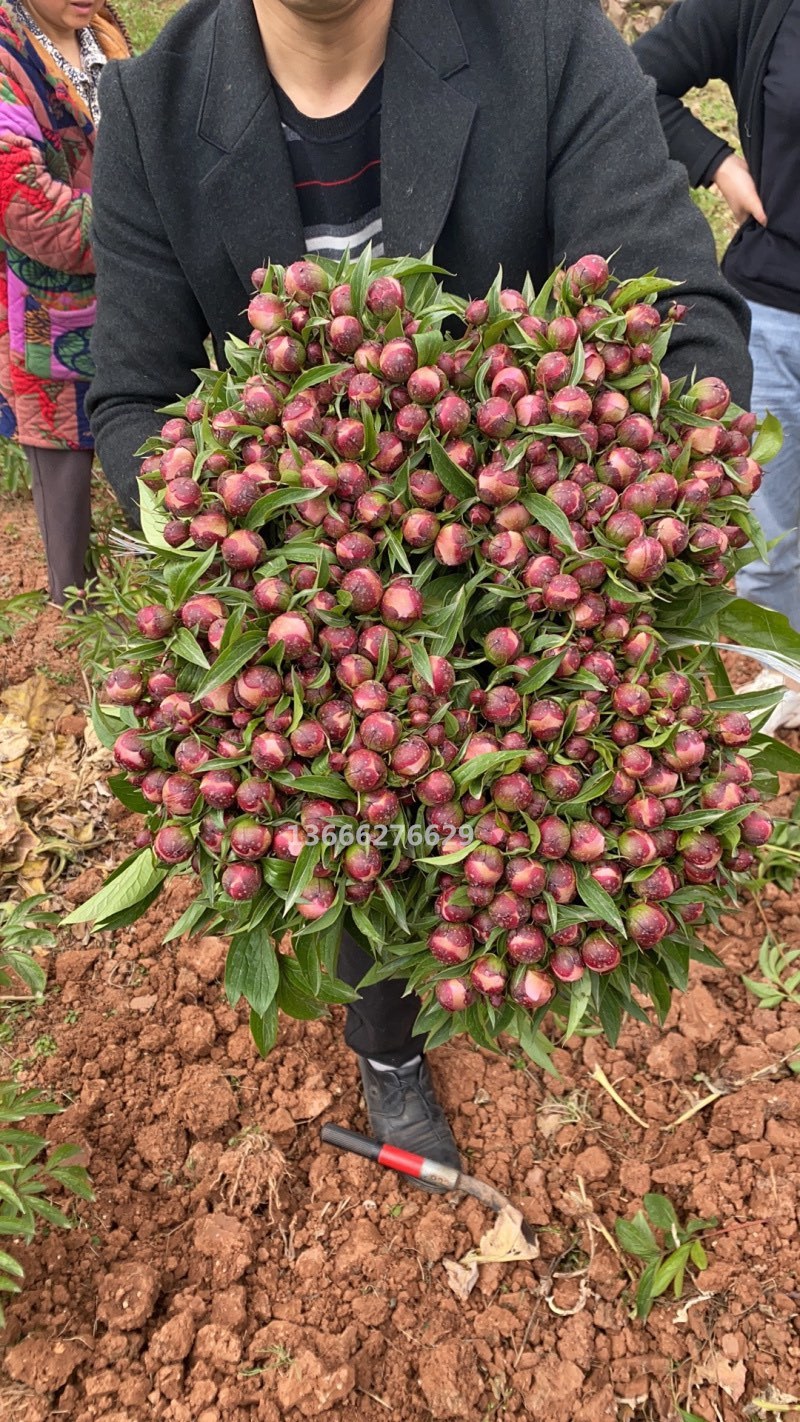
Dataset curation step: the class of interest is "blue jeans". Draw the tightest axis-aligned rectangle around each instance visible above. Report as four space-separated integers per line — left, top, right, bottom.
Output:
736 300 800 630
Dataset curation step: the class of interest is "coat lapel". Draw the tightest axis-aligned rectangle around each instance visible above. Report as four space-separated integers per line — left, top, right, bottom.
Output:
382 0 476 258
198 0 304 289
197 0 475 284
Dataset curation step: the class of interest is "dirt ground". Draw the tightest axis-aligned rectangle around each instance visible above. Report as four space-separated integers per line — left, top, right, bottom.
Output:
1 494 799 1422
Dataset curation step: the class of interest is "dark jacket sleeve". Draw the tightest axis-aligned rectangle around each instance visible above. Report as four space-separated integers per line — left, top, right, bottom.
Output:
87 63 209 527
632 0 740 187
545 0 751 407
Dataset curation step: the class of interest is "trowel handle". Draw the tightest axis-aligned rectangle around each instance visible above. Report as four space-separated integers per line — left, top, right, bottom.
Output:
320 1123 460 1191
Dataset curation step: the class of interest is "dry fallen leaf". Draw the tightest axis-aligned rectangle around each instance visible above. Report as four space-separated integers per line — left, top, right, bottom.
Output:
1 674 68 734
0 674 113 897
536 1104 568 1140
0 712 31 768
697 1358 747 1403
442 1257 479 1301
461 1205 539 1266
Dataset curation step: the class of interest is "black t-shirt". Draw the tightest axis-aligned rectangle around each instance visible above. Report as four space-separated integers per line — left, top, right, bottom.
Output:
723 0 800 312
274 69 383 261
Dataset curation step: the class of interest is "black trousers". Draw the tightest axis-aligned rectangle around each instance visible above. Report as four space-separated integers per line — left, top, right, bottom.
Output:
338 924 426 1066
23 445 93 605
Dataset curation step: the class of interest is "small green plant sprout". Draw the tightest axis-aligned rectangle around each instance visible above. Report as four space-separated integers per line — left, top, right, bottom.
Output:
0 441 31 497
614 1193 716 1321
0 1081 93 1326
743 933 800 1012
0 590 46 647
0 897 58 1004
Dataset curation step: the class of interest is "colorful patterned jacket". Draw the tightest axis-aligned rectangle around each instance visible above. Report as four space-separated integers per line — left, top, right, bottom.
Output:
0 5 128 448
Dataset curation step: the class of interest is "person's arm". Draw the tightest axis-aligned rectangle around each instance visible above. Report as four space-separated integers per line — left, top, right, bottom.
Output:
633 0 766 224
0 71 94 273
87 63 209 526
545 0 752 407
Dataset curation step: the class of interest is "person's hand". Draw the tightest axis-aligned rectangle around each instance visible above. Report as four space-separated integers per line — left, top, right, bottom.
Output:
711 153 767 227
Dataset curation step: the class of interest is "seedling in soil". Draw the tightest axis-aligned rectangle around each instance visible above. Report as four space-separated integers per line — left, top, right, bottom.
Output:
0 442 31 496
32 1035 57 1059
614 1194 716 1320
0 590 46 645
743 932 800 1011
0 1081 92 1325
250 1344 294 1371
0 898 56 997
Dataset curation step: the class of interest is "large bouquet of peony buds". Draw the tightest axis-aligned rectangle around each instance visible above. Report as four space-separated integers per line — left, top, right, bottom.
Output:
69 249 798 1063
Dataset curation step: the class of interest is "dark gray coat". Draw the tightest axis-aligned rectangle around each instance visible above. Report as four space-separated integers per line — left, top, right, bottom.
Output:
87 0 752 524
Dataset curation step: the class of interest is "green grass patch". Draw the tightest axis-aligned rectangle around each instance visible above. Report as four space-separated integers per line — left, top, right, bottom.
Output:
113 0 183 52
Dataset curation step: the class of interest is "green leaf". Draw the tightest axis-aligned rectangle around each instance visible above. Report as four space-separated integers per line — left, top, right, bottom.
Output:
0 1250 24 1279
517 1016 559 1076
276 954 327 1020
750 411 784 465
515 658 562 696
90 695 128 750
279 772 351 799
417 839 474 867
349 243 374 318
429 587 467 658
643 1193 679 1232
225 929 279 1016
530 266 559 318
576 867 625 935
610 273 681 311
409 639 435 693
522 493 576 551
289 363 349 398
634 1258 660 1320
137 479 174 553
652 1243 690 1297
29 1198 72 1229
570 339 585 386
689 1240 708 1269
283 841 323 915
168 545 219 603
86 883 165 933
294 934 322 996
244 485 324 531
62 850 167 927
596 980 623 1045
564 971 593 1040
170 626 211 669
46 1165 93 1200
164 900 217 945
414 331 444 367
1 952 46 1000
452 749 524 790
249 1000 279 1057
423 1013 461 1052
107 773 149 815
716 597 800 671
750 735 800 774
427 436 476 500
615 1211 659 1260
194 630 266 697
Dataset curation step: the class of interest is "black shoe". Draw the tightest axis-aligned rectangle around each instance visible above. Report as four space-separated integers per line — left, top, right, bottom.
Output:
357 1056 461 1192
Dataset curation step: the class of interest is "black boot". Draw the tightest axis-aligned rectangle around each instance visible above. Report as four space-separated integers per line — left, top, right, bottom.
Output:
358 1056 461 1192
